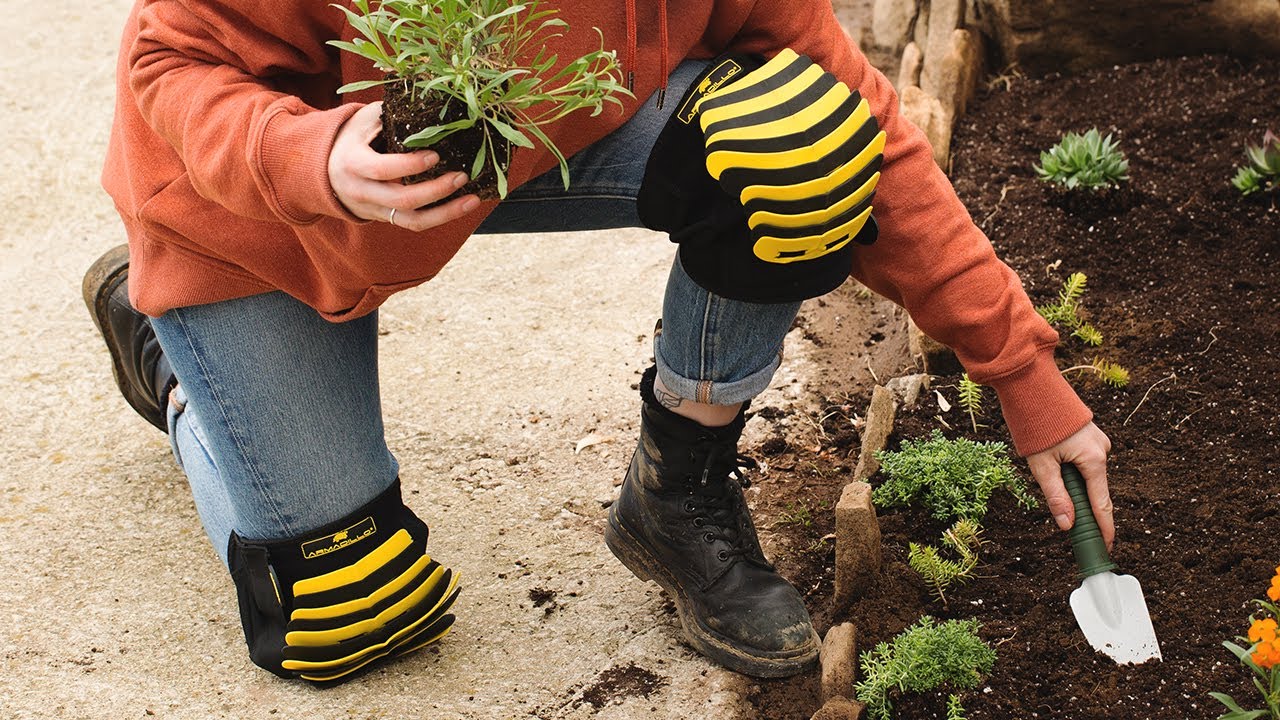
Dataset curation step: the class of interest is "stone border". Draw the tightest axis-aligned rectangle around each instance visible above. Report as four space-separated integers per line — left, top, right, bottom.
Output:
877 0 987 170
817 378 915 719
808 7 988 713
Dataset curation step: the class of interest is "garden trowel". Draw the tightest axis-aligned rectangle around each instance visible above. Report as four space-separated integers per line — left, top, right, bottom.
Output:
1062 463 1162 664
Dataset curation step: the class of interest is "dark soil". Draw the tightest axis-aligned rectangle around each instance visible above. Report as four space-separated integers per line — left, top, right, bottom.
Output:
578 662 670 709
746 54 1279 719
380 80 509 200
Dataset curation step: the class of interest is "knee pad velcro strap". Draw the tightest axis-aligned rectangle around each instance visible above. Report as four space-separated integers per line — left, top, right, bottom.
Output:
227 480 460 683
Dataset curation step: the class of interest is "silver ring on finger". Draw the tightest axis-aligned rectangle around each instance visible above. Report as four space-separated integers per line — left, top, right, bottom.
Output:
388 207 398 226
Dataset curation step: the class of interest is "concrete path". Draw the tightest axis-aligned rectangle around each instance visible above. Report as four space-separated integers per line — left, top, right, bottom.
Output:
0 2 902 719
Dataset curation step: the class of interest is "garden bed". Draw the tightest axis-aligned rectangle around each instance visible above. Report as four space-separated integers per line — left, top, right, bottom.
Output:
747 53 1279 719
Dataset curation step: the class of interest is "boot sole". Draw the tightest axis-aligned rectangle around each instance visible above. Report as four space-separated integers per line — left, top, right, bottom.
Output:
605 508 819 678
82 245 166 430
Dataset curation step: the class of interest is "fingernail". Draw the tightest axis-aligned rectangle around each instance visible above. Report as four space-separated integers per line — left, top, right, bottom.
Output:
1054 513 1070 529
462 197 481 212
423 151 439 167
453 173 468 188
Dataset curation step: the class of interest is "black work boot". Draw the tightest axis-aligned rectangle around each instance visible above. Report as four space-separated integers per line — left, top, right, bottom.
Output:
606 367 819 677
82 245 175 432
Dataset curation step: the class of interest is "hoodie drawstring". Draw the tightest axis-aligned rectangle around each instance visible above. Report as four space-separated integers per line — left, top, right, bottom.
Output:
657 0 668 108
625 0 636 93
624 0 669 109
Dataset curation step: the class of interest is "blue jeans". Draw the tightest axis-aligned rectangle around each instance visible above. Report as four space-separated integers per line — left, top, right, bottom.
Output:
151 61 802 564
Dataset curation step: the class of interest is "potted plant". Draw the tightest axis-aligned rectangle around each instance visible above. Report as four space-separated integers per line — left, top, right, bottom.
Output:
329 0 631 199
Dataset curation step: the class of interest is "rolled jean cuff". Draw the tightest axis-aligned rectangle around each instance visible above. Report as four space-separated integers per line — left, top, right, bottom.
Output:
653 336 783 406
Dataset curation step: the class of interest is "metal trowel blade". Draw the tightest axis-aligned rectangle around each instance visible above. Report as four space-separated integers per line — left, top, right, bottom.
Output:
1069 571 1162 664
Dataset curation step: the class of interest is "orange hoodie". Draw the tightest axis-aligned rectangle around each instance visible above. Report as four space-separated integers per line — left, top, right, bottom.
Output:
101 0 1091 455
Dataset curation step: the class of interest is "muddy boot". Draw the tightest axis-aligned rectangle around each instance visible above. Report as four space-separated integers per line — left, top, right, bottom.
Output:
82 245 175 432
606 367 819 677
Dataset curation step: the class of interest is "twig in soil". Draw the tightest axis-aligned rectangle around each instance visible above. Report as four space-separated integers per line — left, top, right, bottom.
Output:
986 64 1024 92
1173 408 1202 429
980 183 1010 230
866 357 880 384
1124 373 1177 426
994 629 1018 647
798 411 832 450
1195 325 1221 355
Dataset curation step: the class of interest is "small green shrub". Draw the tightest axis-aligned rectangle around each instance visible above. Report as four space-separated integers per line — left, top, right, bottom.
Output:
873 430 1037 523
855 616 997 720
776 501 815 530
1035 272 1092 338
1036 128 1130 190
908 519 984 603
1063 358 1130 388
956 374 984 432
1036 272 1130 387
1232 130 1280 197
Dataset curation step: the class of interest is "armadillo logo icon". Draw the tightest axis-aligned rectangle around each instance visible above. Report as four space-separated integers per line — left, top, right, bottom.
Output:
301 517 377 559
677 58 744 125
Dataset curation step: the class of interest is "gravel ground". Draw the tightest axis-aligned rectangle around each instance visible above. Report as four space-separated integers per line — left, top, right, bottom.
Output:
0 2 888 719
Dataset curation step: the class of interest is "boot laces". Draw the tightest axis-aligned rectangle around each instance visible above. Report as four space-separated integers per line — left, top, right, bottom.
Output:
683 436 759 562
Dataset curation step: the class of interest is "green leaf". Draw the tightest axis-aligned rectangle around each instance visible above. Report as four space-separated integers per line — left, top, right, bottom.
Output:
478 68 529 97
488 118 534 148
472 3 526 32
1208 692 1267 720
1223 640 1257 665
524 122 570 189
488 131 510 198
470 137 487 181
1247 144 1270 170
334 78 394 94
401 117 475 147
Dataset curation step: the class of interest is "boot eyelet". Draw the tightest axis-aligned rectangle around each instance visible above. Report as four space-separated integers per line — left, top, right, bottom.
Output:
683 500 696 513
692 517 705 527
717 550 729 562
703 532 715 543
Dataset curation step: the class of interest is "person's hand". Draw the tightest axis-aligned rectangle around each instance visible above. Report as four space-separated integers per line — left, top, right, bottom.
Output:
1026 421 1114 549
328 102 481 230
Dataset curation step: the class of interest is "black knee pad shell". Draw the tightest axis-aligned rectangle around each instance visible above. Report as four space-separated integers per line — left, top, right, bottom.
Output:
639 50 885 304
227 480 459 683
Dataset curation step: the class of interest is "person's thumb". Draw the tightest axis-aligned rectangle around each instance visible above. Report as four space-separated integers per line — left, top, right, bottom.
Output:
1029 454 1074 531
346 101 384 145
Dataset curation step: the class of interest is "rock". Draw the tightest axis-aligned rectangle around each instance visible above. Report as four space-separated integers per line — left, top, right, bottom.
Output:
810 695 867 720
833 481 882 609
896 41 922 89
932 29 984 120
885 373 929 409
970 0 1280 74
919 0 966 97
871 0 918 52
853 386 897 482
907 319 962 376
820 623 858 704
912 2 930 52
898 86 951 168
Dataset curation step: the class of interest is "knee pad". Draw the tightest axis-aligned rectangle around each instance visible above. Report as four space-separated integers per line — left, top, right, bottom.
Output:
227 480 460 683
638 50 885 304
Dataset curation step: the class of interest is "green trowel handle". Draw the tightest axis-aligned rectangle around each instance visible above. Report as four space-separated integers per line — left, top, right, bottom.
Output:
1062 463 1118 578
